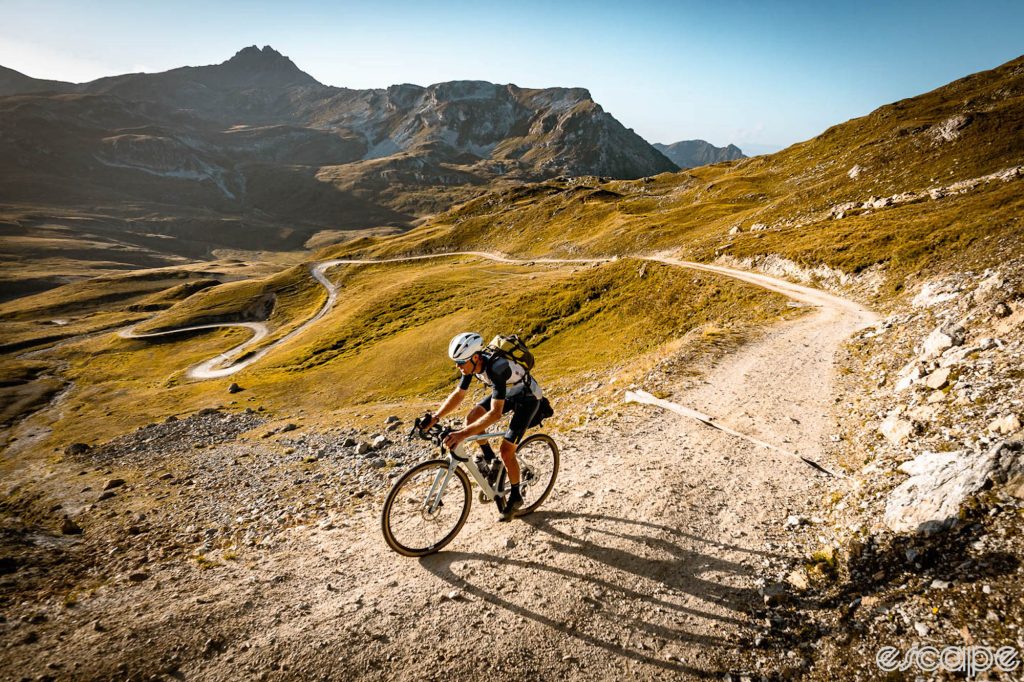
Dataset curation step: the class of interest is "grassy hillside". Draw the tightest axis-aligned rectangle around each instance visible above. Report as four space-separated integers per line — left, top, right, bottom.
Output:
22 256 794 448
4 54 1022 451
324 55 1024 304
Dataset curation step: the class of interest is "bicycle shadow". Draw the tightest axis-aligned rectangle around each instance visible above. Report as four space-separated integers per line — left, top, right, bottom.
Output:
419 509 786 677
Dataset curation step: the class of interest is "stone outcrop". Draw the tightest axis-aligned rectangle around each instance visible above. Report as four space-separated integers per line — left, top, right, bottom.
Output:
884 441 1021 534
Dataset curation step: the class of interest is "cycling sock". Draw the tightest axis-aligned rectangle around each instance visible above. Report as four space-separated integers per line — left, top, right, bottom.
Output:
508 483 522 502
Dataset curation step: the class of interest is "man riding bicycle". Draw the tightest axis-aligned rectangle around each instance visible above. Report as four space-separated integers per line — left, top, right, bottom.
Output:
421 332 543 521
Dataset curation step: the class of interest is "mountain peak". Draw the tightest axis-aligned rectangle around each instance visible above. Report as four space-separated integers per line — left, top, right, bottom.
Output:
229 45 286 63
218 45 320 87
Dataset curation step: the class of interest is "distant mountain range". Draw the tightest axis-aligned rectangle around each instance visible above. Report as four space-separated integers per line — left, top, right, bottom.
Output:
0 46 680 256
652 140 746 169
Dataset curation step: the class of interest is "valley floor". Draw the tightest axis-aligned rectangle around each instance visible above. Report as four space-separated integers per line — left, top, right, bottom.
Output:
0 268 876 680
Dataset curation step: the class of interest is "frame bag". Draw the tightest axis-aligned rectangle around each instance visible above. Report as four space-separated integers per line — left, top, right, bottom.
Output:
529 396 554 428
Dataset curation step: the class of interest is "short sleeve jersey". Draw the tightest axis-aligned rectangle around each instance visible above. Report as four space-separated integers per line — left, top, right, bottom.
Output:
458 354 514 400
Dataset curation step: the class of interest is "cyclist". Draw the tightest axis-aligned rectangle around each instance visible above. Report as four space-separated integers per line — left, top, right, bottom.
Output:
421 332 542 521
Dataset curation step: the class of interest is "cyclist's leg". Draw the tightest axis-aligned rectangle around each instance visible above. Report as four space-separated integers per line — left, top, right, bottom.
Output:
466 399 488 427
499 395 540 484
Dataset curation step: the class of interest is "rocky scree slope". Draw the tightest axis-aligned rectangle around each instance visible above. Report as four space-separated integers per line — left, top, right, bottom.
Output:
0 406 490 678
729 259 1024 680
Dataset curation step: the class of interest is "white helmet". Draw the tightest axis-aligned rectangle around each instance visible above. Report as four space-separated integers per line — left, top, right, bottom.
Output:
448 332 483 363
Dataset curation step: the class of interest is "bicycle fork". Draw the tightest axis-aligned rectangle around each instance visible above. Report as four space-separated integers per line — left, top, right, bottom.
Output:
424 465 455 514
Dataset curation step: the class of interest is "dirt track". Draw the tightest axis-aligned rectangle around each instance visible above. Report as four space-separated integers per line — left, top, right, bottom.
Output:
195 258 877 679
205 288 875 680
2 254 878 680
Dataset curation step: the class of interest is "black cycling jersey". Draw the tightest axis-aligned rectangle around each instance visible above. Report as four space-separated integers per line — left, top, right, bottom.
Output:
458 352 542 444
459 353 513 399
459 352 539 400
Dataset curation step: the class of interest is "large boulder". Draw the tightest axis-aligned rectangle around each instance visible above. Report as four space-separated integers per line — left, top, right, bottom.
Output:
922 325 965 359
884 442 1020 534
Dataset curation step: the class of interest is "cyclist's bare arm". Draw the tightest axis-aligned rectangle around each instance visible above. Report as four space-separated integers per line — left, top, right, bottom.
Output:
425 387 466 428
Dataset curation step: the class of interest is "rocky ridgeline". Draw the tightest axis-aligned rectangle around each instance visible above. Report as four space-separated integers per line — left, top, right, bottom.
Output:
826 164 1024 221
742 259 1024 677
722 164 1023 237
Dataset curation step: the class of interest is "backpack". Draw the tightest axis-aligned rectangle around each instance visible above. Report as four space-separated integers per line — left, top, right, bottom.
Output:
486 334 535 373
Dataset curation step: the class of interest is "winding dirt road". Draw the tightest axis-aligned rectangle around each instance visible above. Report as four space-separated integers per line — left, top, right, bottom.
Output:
163 252 877 679
120 251 873 386
6 249 884 679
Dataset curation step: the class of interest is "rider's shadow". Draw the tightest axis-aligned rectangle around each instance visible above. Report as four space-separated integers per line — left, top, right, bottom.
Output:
420 510 788 677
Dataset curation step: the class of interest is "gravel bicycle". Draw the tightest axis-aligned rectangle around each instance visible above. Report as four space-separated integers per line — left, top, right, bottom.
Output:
381 417 560 556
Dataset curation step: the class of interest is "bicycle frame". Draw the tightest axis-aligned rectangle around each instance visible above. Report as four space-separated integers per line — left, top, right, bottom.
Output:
424 431 506 513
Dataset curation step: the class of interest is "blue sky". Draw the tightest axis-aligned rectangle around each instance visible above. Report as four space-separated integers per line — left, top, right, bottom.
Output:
1 0 1021 153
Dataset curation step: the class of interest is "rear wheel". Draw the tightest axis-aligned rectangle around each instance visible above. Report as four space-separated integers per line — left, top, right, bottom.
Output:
498 434 559 516
381 460 471 557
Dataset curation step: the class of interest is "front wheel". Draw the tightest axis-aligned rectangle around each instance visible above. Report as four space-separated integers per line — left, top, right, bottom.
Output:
381 460 471 557
498 434 560 516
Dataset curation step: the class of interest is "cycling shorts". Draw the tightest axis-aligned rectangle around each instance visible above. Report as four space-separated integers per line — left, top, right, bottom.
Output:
477 392 541 444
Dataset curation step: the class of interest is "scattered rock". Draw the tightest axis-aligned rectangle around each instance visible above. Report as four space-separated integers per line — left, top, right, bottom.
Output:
749 222 769 232
384 415 400 424
879 415 915 445
279 423 298 433
912 283 960 308
992 302 1012 318
922 325 965 358
371 435 389 449
127 572 149 582
784 515 806 529
759 583 789 606
61 517 82 535
103 478 126 491
371 458 387 469
988 414 1021 435
931 114 971 142
228 383 243 394
894 365 922 392
847 165 863 179
64 443 90 456
343 437 358 448
924 367 952 390
355 442 372 456
785 569 809 590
